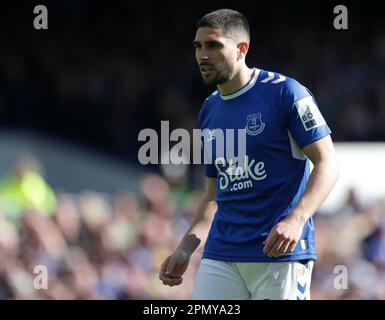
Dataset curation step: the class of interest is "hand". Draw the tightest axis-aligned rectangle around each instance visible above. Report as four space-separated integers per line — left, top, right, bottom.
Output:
263 216 305 257
159 250 190 286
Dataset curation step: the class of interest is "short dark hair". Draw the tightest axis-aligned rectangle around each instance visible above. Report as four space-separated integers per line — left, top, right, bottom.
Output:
197 9 250 41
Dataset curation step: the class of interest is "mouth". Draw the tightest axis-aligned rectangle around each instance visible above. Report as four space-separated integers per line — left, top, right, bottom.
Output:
200 66 215 77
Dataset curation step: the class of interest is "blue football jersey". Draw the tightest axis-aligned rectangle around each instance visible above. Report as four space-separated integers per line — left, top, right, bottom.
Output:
197 68 331 262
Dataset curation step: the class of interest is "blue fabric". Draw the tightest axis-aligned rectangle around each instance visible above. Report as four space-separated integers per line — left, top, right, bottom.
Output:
197 68 331 262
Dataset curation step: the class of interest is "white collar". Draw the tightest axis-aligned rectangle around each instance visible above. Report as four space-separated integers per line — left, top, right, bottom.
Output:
220 68 260 100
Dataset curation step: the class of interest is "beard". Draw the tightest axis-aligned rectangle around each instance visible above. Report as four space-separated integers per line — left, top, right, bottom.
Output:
201 61 234 86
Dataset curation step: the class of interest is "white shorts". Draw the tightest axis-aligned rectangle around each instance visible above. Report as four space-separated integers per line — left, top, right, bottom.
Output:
191 258 314 300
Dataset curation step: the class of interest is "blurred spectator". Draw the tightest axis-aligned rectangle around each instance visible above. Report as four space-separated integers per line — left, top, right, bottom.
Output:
0 154 57 224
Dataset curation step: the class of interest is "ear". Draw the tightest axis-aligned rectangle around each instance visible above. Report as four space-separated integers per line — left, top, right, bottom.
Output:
237 41 249 60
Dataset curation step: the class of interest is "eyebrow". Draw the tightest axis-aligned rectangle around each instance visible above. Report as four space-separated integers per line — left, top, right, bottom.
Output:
192 40 223 47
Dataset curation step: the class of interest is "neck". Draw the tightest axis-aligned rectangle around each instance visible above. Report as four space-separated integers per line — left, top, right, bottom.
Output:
217 65 254 96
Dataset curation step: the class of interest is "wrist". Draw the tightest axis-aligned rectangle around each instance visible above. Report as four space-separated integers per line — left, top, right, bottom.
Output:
177 234 201 256
287 211 307 226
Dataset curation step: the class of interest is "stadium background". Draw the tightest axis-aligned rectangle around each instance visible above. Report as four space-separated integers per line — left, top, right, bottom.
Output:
0 0 384 299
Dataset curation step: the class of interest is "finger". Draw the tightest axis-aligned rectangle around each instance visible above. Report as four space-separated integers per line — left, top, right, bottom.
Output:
160 273 182 283
159 274 170 282
268 239 285 257
161 277 175 286
165 258 177 276
263 233 278 254
160 257 170 276
162 277 183 286
263 231 277 252
278 240 292 255
288 240 297 253
168 278 183 286
263 230 275 247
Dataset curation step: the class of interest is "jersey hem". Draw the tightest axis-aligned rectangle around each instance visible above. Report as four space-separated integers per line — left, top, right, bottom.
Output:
202 251 317 262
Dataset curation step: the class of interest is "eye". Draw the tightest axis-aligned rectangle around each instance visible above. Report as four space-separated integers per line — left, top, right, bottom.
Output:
207 42 222 50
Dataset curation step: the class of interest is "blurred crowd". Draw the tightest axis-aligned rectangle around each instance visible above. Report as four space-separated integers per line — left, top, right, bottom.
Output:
313 190 385 299
0 156 213 299
0 157 385 299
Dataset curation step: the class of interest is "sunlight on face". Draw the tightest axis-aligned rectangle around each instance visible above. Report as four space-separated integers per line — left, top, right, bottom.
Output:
193 27 239 86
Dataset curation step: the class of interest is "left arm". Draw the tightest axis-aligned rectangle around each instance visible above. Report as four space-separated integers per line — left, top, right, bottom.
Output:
263 135 340 257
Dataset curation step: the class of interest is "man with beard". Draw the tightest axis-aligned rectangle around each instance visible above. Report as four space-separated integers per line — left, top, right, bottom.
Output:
159 9 339 300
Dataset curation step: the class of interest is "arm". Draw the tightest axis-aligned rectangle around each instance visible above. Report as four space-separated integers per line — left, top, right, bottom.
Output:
159 177 216 286
263 135 340 257
176 177 216 255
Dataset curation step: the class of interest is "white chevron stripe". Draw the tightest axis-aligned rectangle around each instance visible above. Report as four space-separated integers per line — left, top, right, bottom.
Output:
297 271 308 286
297 277 307 287
260 72 275 83
297 291 307 300
272 75 286 84
287 130 306 160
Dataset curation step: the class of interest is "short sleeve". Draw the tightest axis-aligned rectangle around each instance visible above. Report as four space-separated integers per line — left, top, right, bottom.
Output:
282 79 331 149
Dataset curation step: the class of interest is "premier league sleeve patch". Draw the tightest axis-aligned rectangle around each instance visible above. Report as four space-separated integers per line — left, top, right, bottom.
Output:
294 96 326 131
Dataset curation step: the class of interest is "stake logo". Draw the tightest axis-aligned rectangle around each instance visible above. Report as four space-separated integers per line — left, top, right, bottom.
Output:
215 156 267 191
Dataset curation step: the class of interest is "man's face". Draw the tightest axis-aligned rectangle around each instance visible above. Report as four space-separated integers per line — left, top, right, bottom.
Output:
193 27 238 86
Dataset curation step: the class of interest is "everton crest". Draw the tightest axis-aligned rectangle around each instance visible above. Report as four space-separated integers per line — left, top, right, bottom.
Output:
245 113 265 136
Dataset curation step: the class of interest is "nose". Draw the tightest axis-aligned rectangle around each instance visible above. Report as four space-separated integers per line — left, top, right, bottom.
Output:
197 48 209 63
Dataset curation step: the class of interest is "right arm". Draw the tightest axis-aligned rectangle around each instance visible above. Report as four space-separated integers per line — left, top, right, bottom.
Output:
159 177 216 286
